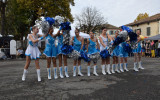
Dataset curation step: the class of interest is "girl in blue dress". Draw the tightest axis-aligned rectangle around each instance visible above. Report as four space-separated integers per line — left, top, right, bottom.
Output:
57 30 69 78
99 27 113 75
87 31 100 76
132 29 144 71
111 31 120 73
70 29 84 77
43 27 62 79
119 41 129 72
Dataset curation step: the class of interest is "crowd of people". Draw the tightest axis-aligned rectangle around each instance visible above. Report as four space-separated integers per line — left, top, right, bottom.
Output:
21 25 145 82
141 40 160 58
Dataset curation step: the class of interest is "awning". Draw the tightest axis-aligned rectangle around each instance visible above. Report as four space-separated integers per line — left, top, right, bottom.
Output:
144 34 160 40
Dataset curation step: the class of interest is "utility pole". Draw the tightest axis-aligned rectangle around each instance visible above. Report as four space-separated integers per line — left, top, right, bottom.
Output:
0 0 6 36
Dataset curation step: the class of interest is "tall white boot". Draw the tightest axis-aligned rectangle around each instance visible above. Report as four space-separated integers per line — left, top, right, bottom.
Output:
106 64 111 74
93 65 99 76
124 63 129 71
101 65 106 75
73 66 76 77
22 69 28 81
120 63 124 72
59 67 64 78
87 66 90 76
115 64 120 73
134 62 139 71
138 61 144 69
47 68 51 79
111 64 115 73
78 66 84 76
54 67 58 79
36 69 41 82
64 66 69 78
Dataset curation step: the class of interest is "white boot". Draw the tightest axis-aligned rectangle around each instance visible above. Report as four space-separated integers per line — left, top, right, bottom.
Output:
134 62 139 71
59 67 64 78
120 63 124 72
73 66 76 77
138 61 144 69
111 64 115 73
87 66 90 76
54 67 58 79
47 68 51 79
124 63 129 71
101 65 106 75
36 69 41 82
115 64 120 73
93 65 99 76
22 69 28 81
106 64 111 74
64 66 69 78
78 66 84 76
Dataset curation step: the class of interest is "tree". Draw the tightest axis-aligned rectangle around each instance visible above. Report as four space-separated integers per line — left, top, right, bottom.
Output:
2 0 75 40
75 6 107 33
16 0 75 25
134 13 149 22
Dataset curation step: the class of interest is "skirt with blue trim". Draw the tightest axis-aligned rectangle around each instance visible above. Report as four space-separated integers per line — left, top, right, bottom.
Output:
25 45 41 60
119 45 128 58
132 44 141 53
111 46 119 57
43 45 57 57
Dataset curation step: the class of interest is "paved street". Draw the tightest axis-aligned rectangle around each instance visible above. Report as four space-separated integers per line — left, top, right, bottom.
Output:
0 57 160 100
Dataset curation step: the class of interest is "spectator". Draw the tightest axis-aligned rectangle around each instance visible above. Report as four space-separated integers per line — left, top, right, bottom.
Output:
141 44 145 57
150 40 155 58
17 47 24 58
145 41 151 57
157 40 160 57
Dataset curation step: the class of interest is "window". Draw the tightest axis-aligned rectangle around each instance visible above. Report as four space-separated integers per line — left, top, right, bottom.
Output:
109 31 113 35
147 27 151 36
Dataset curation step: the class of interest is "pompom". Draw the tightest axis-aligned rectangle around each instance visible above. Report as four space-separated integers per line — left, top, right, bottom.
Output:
100 49 110 58
80 50 90 62
61 44 73 55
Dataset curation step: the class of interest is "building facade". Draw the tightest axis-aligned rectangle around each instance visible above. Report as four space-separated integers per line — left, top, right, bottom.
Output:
126 13 160 37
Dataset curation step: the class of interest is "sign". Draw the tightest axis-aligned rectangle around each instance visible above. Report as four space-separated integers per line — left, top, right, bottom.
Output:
10 40 16 55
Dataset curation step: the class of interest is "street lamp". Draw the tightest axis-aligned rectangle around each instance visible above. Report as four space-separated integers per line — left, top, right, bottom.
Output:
1 0 7 36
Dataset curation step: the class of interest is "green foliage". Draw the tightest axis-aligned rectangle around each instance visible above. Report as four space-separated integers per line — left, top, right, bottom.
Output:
134 13 149 22
3 0 75 40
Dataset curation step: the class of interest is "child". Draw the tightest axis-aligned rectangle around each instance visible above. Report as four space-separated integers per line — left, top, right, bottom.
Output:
70 28 84 77
22 25 45 82
43 27 62 79
99 27 113 75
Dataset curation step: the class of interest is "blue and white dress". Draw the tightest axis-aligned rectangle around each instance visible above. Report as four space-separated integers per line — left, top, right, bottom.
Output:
88 38 99 55
73 36 81 52
132 42 141 53
43 34 57 57
25 34 41 60
119 42 128 58
57 35 63 55
111 37 119 57
100 34 109 52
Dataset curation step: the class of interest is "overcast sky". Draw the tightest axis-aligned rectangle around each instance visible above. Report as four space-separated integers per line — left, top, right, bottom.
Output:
70 0 160 27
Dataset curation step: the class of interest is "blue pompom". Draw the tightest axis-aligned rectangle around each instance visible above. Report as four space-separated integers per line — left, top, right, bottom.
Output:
100 49 110 58
113 37 124 46
60 21 71 30
61 44 73 54
45 17 55 27
121 26 133 33
80 50 90 62
123 43 132 53
121 26 137 42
